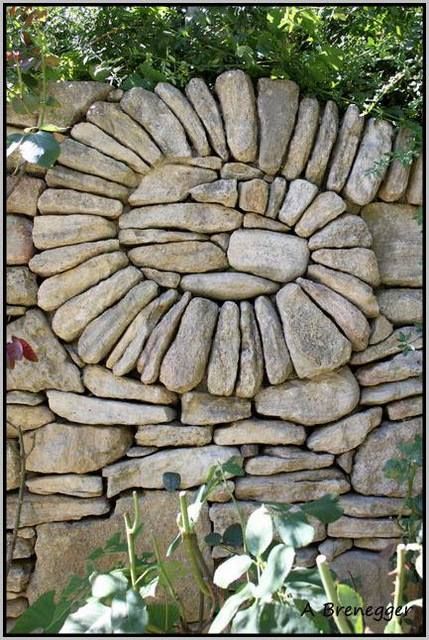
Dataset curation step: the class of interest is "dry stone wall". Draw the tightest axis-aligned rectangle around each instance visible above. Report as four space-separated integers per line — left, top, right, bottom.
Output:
6 73 423 624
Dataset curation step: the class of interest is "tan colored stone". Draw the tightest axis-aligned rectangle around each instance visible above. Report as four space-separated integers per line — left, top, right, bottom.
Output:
7 215 34 265
306 407 382 455
29 239 120 277
181 272 279 300
7 493 109 527
135 423 212 447
7 267 38 306
235 302 264 398
318 538 352 562
7 441 20 491
240 445 259 458
328 516 402 538
295 191 346 238
353 538 400 551
356 350 422 386
214 418 305 446
237 179 268 214
337 450 354 473
181 392 251 425
246 450 334 474
207 301 240 396
7 176 45 216
265 177 287 219
120 203 242 233
351 325 422 365
282 97 319 180
406 153 422 205
326 104 365 192
26 474 103 497
305 100 338 186
7 561 32 593
377 288 422 325
255 296 292 384
6 306 26 317
129 164 216 206
369 314 394 345
7 391 44 406
190 179 238 207
33 214 116 250
378 127 414 202
387 396 422 421
278 179 318 226
129 241 227 273
220 162 262 180
141 268 180 288
338 495 410 518
308 214 372 250
126 446 157 458
243 213 290 232
120 229 207 245
360 376 422 405
83 365 176 404
46 165 129 202
7 404 55 438
185 77 229 160
311 248 380 286
38 188 122 218
7 532 35 559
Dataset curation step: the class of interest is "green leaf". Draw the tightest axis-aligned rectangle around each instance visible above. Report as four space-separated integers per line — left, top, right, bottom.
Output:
162 472 181 491
209 583 254 634
89 572 128 599
230 601 261 632
9 591 56 633
166 532 181 557
204 532 222 546
223 523 243 548
213 554 253 589
60 600 112 633
111 589 148 633
245 505 273 557
255 544 295 599
220 455 245 477
147 602 180 633
19 131 60 168
39 123 68 132
284 568 327 610
300 494 343 524
274 510 314 547
6 133 24 156
384 616 402 633
337 583 364 633
259 602 320 633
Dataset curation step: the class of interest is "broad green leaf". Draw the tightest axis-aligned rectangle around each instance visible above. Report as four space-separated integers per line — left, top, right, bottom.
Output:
19 131 60 168
204 532 222 546
300 494 343 524
147 602 180 633
223 523 243 548
60 600 112 633
284 568 327 610
6 133 24 156
245 505 273 557
89 572 128 599
220 456 245 477
230 601 261 632
274 510 314 547
209 583 254 634
213 554 253 589
255 544 295 599
384 616 402 634
162 471 181 491
10 591 56 633
111 589 148 633
259 602 320 633
166 532 181 557
337 583 364 633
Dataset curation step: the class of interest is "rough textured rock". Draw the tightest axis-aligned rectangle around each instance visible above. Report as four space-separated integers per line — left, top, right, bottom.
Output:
207 301 240 396
129 241 227 273
103 445 239 496
6 562 33 593
7 493 109 527
185 77 228 160
7 215 34 265
305 100 338 186
276 283 351 378
238 179 268 214
243 213 290 232
7 391 44 406
141 268 180 288
306 407 382 455
26 474 103 498
135 423 212 447
181 392 251 425
387 396 422 421
6 310 83 393
351 325 422 365
318 538 352 562
7 441 21 491
360 377 422 405
190 179 237 207
378 127 414 202
220 162 262 180
214 419 305 446
328 516 402 538
406 153 422 205
181 272 279 300
353 538 400 552
344 118 394 205
335 451 354 474
326 104 365 192
47 390 175 425
160 297 218 392
265 177 287 219
46 164 130 203
308 214 372 250
7 267 38 306
338 495 409 518
126 446 157 458
83 365 176 404
351 418 422 497
215 70 257 162
7 175 45 216
246 450 334 474
255 296 292 384
311 248 380 286
120 228 207 245
295 192 346 238
7 531 35 559
278 179 318 226
28 239 120 277
129 164 216 205
255 366 360 426
120 87 191 157
7 404 55 437
120 203 242 233
282 97 319 179
6 306 26 317
257 78 299 175
235 302 264 398
33 214 116 250
356 350 422 386
377 288 422 325
38 188 123 218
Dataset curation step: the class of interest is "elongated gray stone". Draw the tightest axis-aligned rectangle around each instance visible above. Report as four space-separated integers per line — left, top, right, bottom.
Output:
305 100 338 186
29 239 120 277
265 177 287 219
129 164 216 206
308 214 372 250
282 97 319 180
339 495 411 518
7 391 44 406
7 493 109 527
369 315 394 345
181 392 251 425
214 419 305 445
185 77 229 160
377 288 422 326
33 214 116 250
215 70 257 162
378 127 414 202
120 203 242 233
220 162 262 180
326 104 365 192
344 118 394 205
306 407 382 454
406 153 422 205
257 78 299 175
277 284 351 378
278 179 318 226
246 450 334 474
129 241 227 273
52 266 142 341
141 270 176 288
328 517 402 538
360 377 422 405
159 298 218 392
207 301 240 396
350 325 422 365
243 214 290 232
387 396 422 421
46 165 129 202
255 366 360 426
356 350 422 387
307 264 379 317
135 423 212 447
7 267 37 306
77 281 158 364
311 248 380 286
235 302 263 398
138 293 191 383
255 296 292 384
295 192 346 238
26 475 103 498
190 179 238 207
180 272 279 300
37 251 128 311
238 179 268 214
83 365 176 405
119 229 207 245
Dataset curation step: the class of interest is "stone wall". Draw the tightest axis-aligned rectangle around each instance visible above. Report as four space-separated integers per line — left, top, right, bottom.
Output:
6 73 422 626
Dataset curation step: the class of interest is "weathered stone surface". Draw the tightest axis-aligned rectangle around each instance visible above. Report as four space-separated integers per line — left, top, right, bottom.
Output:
265 177 287 219
120 203 242 234
47 390 175 425
387 396 422 421
83 365 176 404
126 446 157 458
215 70 257 162
46 165 130 202
276 283 351 378
220 162 262 180
135 423 212 447
6 561 32 593
243 213 290 232
129 164 216 206
214 419 305 446
210 233 231 250
326 104 365 192
377 288 422 325
141 268 180 288
190 179 237 207
318 538 352 562
58 139 138 187
87 101 162 166
306 407 382 455
353 538 400 551
120 228 207 245
185 77 228 159
369 316 394 348
207 301 240 396
181 392 251 425
7 175 45 216
52 266 142 341
338 495 410 518
6 310 83 393
235 469 350 502
7 404 55 438
129 241 227 273
378 127 414 202
26 474 103 498
228 230 309 283
6 306 26 317
356 350 422 386
103 445 239 496
307 264 379 317
33 214 116 250
7 391 44 406
351 325 422 365
107 290 178 376
297 278 370 352
160 298 218 392
246 450 334 474
29 239 120 277
282 97 319 180
295 192 346 238
7 441 20 491
235 302 264 398
255 367 359 426
121 87 191 157
278 179 318 226
257 78 299 175
21 414 116 470
351 418 422 497
37 251 128 311
328 516 402 538
7 493 109 527
38 188 123 218
308 214 372 250
305 100 338 186
360 377 422 405
344 118 394 205
207 481 235 503
255 296 292 384
311 248 380 286
238 179 269 214
336 451 353 474
241 444 259 458
406 153 422 205
181 272 279 300
7 267 38 306
7 532 35 559
7 215 34 265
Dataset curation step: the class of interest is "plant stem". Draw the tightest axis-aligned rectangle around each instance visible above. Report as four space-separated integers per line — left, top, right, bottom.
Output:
392 544 406 629
316 554 352 634
6 425 26 576
123 491 140 590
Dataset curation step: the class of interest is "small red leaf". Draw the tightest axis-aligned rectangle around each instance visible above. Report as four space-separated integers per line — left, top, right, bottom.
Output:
19 338 38 362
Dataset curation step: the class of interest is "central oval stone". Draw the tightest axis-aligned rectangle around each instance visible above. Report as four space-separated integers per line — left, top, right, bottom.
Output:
227 229 310 283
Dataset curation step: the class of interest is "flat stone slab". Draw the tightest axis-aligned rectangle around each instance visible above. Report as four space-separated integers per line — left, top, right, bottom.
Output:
305 100 338 186
7 267 38 306
255 296 292 384
306 407 382 454
328 516 402 538
7 175 45 216
326 104 365 192
278 179 319 227
129 241 227 273
190 179 238 207
207 301 240 396
7 493 109 528
129 164 216 205
83 365 176 404
351 325 422 365
295 191 346 238
214 418 305 446
220 162 262 180
311 248 380 287
356 350 422 387
181 392 251 425
135 423 212 447
245 450 334 474
338 495 410 518
308 214 372 250
7 215 34 265
38 188 123 218
282 97 319 180
377 288 422 325
26 475 103 498
33 214 116 250
238 179 268 214
7 404 55 437
235 302 264 398
180 272 279 300
360 377 422 405
28 239 120 277
185 77 228 160
387 396 422 421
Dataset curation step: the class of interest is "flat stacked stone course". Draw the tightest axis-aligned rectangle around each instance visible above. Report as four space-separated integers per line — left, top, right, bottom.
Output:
6 72 422 624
